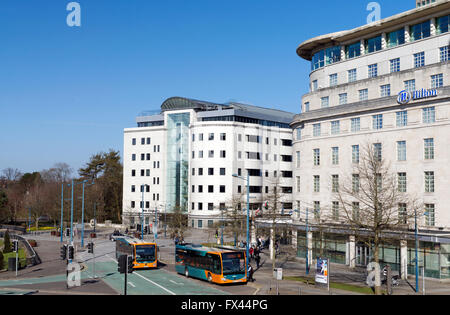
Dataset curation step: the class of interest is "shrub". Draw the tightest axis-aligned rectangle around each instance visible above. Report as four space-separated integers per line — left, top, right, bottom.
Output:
3 231 12 253
0 251 3 270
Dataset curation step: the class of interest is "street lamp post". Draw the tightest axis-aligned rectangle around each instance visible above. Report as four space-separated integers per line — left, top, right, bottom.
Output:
141 185 146 241
415 207 419 293
232 172 250 271
60 184 64 243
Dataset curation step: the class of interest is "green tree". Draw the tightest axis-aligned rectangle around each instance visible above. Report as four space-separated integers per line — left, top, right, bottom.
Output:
3 231 12 253
79 150 123 223
0 190 8 223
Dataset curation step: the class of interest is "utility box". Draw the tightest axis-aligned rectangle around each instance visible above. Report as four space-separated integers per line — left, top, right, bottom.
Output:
8 258 17 271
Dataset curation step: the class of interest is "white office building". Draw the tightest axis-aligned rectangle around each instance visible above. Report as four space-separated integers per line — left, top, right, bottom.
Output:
290 1 450 279
123 97 295 231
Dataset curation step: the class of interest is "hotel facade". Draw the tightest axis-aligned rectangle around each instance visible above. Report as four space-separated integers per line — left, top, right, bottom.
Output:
290 1 450 279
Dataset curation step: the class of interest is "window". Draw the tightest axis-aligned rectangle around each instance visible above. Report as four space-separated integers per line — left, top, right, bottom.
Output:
198 185 204 193
146 153 151 161
131 170 136 177
304 102 310 112
348 69 357 83
440 46 449 62
140 169 145 177
387 29 405 48
380 84 391 97
312 80 318 91
398 203 407 224
313 123 321 137
199 133 204 141
220 133 226 141
332 175 339 193
414 52 425 68
296 128 302 140
132 138 136 146
404 80 416 93
329 73 338 87
359 89 369 101
199 151 204 158
296 151 301 168
313 175 320 193
352 202 360 221
220 168 226 176
198 203 203 211
246 152 261 160
425 171 435 193
131 185 135 193
390 58 400 73
246 135 261 143
220 186 226 193
146 137 151 145
351 118 361 132
141 138 145 145
368 64 378 78
397 141 407 161
331 121 340 135
198 220 203 228
372 114 383 130
352 174 360 193
208 168 214 176
132 154 136 161
321 96 329 108
314 202 321 219
365 35 382 53
220 150 226 158
332 202 340 221
140 153 145 161
424 138 434 160
198 168 203 176
423 107 436 124
425 204 435 227
398 173 407 193
436 14 449 35
339 93 347 105
208 150 214 158
431 74 443 88
352 145 360 164
373 143 382 161
346 42 361 59
313 149 320 166
396 111 408 127
296 176 301 193
410 20 431 41
332 147 339 165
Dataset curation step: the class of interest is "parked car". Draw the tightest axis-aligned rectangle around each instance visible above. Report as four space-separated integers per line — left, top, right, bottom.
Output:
109 230 124 241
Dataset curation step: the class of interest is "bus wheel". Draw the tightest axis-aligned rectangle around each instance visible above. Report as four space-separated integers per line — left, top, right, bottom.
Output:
207 273 213 283
185 268 189 278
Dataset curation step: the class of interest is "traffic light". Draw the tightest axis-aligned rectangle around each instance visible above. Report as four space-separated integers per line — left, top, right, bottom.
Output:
118 255 127 274
60 245 67 260
127 256 134 274
87 242 94 254
144 226 148 235
68 245 75 260
12 240 19 253
66 228 71 237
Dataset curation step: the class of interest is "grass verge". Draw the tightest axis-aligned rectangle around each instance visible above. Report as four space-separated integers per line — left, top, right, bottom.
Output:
284 276 375 295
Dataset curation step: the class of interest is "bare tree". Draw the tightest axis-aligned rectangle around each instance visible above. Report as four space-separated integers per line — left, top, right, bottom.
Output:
336 142 422 295
1 168 22 183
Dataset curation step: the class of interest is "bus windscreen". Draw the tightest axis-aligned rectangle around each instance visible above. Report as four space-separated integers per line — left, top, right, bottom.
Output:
222 252 245 275
136 245 156 263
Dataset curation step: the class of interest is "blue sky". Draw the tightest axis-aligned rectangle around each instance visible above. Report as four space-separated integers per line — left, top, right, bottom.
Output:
0 0 413 174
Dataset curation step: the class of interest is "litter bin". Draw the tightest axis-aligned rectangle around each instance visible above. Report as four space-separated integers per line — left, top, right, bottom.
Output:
273 268 283 280
8 258 17 271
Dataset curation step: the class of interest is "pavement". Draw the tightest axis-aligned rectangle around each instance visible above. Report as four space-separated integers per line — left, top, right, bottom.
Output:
0 227 449 295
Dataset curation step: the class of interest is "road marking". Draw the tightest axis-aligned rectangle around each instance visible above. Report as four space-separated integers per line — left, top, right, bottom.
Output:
128 282 136 288
170 279 183 286
106 255 176 295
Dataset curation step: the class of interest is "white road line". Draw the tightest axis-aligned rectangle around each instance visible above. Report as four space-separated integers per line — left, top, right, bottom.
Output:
128 282 136 288
169 279 183 286
106 255 176 296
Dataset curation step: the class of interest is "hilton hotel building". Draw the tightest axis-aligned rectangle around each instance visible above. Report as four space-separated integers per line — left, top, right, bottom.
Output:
123 97 295 232
290 1 450 279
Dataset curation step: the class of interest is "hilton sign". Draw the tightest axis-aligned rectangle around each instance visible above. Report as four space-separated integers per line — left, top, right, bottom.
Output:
397 89 438 105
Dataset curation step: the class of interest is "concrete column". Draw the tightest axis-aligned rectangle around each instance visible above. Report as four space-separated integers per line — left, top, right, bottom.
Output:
430 18 436 36
381 33 387 49
404 25 410 43
341 46 346 61
307 231 313 267
349 235 356 269
360 39 365 56
400 240 408 280
292 229 298 249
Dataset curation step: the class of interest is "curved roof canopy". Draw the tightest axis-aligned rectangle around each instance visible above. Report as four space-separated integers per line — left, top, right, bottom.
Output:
161 97 228 112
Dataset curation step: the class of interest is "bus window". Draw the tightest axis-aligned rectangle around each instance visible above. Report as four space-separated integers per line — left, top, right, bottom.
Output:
211 254 221 275
222 253 245 275
135 245 156 263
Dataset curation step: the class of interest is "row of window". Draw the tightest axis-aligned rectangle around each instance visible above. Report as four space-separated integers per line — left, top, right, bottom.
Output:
310 14 450 71
131 138 161 152
312 72 445 110
131 164 161 176
299 106 436 140
300 139 435 168
300 170 436 195
130 195 161 208
192 133 293 146
308 200 436 226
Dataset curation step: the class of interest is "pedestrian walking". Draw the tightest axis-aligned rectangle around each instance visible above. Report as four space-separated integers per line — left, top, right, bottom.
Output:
255 254 261 269
248 264 255 282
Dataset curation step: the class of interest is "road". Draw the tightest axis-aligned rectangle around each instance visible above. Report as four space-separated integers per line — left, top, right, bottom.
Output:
0 232 254 295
